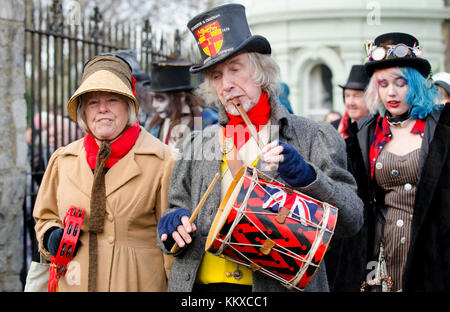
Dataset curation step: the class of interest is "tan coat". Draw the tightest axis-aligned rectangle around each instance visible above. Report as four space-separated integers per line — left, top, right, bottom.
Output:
34 128 175 291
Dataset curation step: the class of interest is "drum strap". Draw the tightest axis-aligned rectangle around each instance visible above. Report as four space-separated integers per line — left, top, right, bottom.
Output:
219 127 244 177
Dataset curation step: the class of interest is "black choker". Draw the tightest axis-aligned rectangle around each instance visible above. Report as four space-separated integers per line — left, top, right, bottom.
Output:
386 111 410 126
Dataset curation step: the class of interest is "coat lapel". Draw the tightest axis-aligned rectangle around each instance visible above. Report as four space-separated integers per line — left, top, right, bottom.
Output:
62 139 94 198
105 128 165 197
105 151 141 197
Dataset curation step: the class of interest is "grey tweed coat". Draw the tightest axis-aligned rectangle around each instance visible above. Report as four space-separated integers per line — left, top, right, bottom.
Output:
158 97 364 292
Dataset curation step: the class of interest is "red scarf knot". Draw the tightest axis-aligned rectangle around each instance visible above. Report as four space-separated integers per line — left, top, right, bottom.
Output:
84 120 141 170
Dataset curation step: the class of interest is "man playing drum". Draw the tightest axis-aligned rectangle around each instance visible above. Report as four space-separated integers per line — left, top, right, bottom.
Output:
157 3 364 292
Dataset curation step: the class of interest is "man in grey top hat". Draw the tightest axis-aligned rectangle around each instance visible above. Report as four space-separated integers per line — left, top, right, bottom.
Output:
157 3 363 292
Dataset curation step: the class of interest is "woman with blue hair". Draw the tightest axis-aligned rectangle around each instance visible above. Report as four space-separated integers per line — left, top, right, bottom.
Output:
339 32 449 292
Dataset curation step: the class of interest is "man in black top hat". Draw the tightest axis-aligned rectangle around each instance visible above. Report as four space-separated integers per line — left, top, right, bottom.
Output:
157 3 363 292
147 59 218 148
331 65 370 138
325 65 370 291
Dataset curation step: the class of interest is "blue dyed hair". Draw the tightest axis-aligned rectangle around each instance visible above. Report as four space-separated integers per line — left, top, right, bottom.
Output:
401 67 440 119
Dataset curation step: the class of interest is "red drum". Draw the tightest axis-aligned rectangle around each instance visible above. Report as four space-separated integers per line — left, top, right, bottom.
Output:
205 166 338 290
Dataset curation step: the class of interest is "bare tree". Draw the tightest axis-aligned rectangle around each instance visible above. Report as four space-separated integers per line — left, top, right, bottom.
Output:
65 0 228 28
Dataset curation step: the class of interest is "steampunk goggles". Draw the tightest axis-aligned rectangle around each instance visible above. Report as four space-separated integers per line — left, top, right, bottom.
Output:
365 41 423 61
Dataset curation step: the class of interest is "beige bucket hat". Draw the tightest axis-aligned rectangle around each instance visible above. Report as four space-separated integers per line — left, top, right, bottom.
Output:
67 55 139 124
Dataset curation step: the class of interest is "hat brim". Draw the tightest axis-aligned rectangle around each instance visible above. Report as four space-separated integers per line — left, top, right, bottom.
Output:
435 80 450 95
338 82 368 90
365 58 431 78
149 85 194 93
67 70 139 124
190 35 271 73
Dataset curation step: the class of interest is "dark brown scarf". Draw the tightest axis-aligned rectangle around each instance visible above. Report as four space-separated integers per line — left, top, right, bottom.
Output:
88 140 111 292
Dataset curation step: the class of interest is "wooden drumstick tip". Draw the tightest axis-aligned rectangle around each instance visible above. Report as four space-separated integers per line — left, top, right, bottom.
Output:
232 97 240 106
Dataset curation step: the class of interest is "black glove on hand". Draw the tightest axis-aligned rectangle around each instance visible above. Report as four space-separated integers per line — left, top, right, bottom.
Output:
44 226 82 258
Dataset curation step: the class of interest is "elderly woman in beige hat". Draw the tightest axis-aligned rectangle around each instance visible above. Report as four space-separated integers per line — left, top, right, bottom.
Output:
33 55 175 291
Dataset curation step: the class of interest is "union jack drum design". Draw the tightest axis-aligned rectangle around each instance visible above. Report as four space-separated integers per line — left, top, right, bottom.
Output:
205 166 338 290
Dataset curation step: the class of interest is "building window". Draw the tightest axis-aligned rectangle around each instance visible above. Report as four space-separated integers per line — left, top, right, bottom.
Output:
304 63 333 120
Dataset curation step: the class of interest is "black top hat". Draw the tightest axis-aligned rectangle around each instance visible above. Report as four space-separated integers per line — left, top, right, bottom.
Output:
339 65 369 90
149 60 194 93
187 3 271 73
364 32 431 78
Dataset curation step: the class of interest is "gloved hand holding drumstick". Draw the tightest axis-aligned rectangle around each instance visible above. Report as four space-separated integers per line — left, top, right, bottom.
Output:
261 140 316 188
159 173 220 253
230 96 316 188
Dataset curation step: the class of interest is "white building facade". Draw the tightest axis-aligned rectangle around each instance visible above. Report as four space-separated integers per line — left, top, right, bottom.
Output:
246 0 450 120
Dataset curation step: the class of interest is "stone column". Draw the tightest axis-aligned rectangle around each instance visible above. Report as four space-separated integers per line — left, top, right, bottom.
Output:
0 0 27 291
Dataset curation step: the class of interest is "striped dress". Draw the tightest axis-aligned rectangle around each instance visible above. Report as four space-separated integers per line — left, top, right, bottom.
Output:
374 148 420 291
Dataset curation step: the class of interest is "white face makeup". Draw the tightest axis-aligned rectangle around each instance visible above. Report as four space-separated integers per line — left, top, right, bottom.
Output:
151 92 171 118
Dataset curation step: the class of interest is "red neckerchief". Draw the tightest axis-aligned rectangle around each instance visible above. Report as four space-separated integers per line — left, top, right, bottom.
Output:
224 91 271 150
369 115 425 179
84 120 141 169
337 110 350 139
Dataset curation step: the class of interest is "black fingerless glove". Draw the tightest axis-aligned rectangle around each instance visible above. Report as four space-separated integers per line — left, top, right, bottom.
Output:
43 226 82 257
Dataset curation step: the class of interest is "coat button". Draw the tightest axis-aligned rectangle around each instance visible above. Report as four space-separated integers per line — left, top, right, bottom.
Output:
107 236 114 244
233 269 242 280
396 219 404 227
107 214 114 222
404 183 412 191
376 162 383 170
391 169 399 176
400 237 407 244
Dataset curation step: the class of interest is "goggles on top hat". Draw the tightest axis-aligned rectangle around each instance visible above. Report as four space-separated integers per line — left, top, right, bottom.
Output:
366 41 423 62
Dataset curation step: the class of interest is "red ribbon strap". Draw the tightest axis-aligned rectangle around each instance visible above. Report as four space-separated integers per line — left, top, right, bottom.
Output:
131 76 137 97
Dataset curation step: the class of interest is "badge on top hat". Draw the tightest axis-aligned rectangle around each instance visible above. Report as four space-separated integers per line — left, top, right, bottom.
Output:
187 3 271 73
364 32 431 78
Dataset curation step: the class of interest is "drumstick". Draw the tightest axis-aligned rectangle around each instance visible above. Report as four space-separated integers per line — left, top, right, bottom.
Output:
170 172 220 254
232 97 279 172
231 97 263 152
